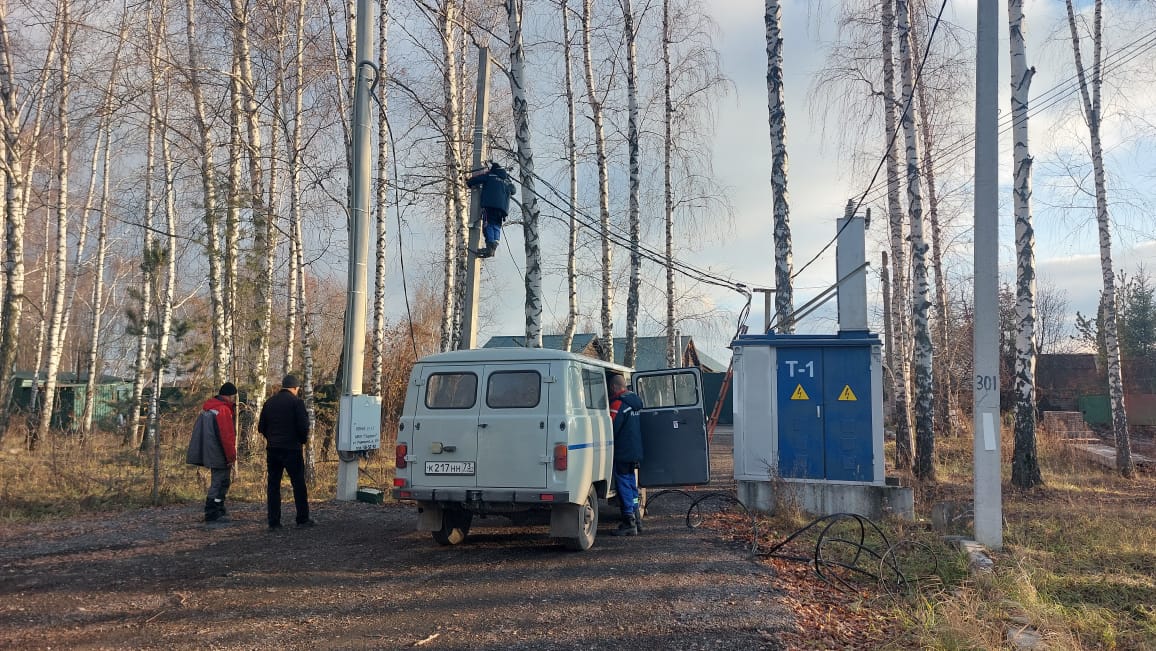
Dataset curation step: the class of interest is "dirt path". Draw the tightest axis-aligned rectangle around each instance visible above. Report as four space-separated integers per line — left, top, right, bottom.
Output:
1 428 794 650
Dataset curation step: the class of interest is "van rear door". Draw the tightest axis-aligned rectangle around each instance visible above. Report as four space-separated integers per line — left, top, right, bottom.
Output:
632 368 710 487
411 366 481 488
475 364 551 489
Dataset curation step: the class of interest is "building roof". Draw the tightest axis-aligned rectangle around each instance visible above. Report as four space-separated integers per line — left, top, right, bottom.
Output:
12 371 130 387
480 334 727 372
419 346 631 373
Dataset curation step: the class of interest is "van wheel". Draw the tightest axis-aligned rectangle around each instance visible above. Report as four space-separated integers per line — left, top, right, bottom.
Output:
432 508 472 546
562 488 599 551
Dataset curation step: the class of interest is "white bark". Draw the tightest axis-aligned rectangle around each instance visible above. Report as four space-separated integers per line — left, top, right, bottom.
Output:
897 0 935 480
581 0 614 362
1065 0 1132 476
438 0 463 352
560 0 579 353
621 0 641 366
371 0 390 395
663 0 676 368
184 0 227 385
882 0 913 469
35 0 73 447
765 0 793 333
1009 0 1042 488
0 7 58 438
80 10 127 436
506 0 543 348
292 0 317 480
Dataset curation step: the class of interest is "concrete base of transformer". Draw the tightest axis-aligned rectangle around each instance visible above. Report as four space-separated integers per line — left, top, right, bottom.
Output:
738 478 915 521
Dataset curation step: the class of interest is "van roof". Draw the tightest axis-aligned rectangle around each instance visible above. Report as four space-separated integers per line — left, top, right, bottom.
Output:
418 347 632 373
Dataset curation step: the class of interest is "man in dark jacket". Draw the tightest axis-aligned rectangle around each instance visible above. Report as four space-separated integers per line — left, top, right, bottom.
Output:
258 374 312 529
187 382 238 523
466 161 516 258
608 374 644 536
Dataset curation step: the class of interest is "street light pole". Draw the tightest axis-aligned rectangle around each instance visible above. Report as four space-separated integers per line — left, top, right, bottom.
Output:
458 47 492 351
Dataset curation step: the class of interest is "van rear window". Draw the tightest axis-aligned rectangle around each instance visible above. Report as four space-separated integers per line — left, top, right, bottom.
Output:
636 371 698 408
487 371 541 409
425 373 478 409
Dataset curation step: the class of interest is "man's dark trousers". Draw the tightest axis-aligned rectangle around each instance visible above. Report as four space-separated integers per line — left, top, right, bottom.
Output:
267 447 309 526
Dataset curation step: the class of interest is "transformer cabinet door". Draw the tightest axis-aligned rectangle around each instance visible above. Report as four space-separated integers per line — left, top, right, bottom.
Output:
632 368 710 487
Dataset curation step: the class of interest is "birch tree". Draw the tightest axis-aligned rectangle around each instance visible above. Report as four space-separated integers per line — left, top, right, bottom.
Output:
663 0 676 367
765 0 792 332
621 0 641 366
580 0 614 361
32 0 74 448
559 0 579 353
436 0 465 352
1008 0 1042 488
0 6 59 439
185 0 228 385
371 0 390 395
882 0 913 469
1064 0 1132 477
79 7 128 437
505 0 543 347
897 0 934 480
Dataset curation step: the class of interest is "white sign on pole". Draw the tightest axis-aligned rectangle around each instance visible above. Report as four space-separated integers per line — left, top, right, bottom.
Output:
337 394 382 452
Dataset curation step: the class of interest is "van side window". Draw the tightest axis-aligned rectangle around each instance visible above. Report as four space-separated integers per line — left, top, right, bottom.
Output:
487 371 541 409
581 368 607 410
635 371 698 408
425 373 478 409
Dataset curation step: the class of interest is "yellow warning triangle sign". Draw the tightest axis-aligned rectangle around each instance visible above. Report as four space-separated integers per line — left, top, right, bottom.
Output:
838 385 858 401
790 384 809 400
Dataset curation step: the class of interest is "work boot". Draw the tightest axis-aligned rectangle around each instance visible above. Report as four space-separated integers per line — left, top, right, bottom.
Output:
611 513 638 536
472 247 492 258
204 498 226 523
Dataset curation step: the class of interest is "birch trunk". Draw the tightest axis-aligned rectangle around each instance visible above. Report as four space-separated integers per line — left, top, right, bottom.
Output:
292 0 318 481
80 10 127 436
663 0 676 367
34 0 73 448
765 0 793 333
1065 0 1132 476
185 0 227 385
1009 0 1042 488
909 14 956 436
581 0 614 362
224 54 243 387
885 0 910 451
560 0 579 353
506 0 544 348
882 0 913 469
281 1 296 374
881 250 896 425
0 9 58 439
231 0 271 453
438 0 463 352
621 0 640 366
129 40 158 450
897 0 935 480
371 0 390 395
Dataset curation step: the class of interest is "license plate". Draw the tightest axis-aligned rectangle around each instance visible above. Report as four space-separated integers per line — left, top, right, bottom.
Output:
425 461 476 475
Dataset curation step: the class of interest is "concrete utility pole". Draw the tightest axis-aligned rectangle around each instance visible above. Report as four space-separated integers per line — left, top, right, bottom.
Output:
459 47 492 351
752 288 774 333
336 0 378 501
973 0 1003 549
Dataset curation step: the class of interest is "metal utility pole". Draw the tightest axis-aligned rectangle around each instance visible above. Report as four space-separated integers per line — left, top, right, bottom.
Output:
973 0 1002 549
459 46 492 351
335 0 380 501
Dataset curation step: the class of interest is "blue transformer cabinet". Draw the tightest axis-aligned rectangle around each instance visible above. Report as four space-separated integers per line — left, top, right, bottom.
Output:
732 331 884 486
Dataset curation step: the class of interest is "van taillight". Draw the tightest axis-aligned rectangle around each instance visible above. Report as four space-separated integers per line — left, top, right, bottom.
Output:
553 443 567 471
395 443 408 469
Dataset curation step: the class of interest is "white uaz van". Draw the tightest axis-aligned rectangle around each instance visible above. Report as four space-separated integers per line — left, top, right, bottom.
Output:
391 347 710 550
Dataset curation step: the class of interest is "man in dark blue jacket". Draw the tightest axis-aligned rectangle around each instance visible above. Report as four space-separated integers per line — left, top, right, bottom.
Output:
608 374 644 536
466 161 516 258
258 374 312 530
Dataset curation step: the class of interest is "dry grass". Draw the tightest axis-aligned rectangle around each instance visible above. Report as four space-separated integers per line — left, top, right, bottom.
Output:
0 417 398 522
889 425 1156 650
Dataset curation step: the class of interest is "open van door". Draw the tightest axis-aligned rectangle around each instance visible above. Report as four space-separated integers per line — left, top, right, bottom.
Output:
632 368 710 487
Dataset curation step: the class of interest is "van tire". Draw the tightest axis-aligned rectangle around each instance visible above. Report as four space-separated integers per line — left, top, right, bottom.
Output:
432 508 472 546
562 487 599 551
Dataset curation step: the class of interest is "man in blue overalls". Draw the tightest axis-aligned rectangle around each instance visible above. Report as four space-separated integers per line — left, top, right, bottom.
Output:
466 161 516 258
608 374 644 536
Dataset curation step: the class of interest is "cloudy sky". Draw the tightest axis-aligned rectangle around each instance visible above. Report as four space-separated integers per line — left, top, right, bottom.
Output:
384 0 1156 364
